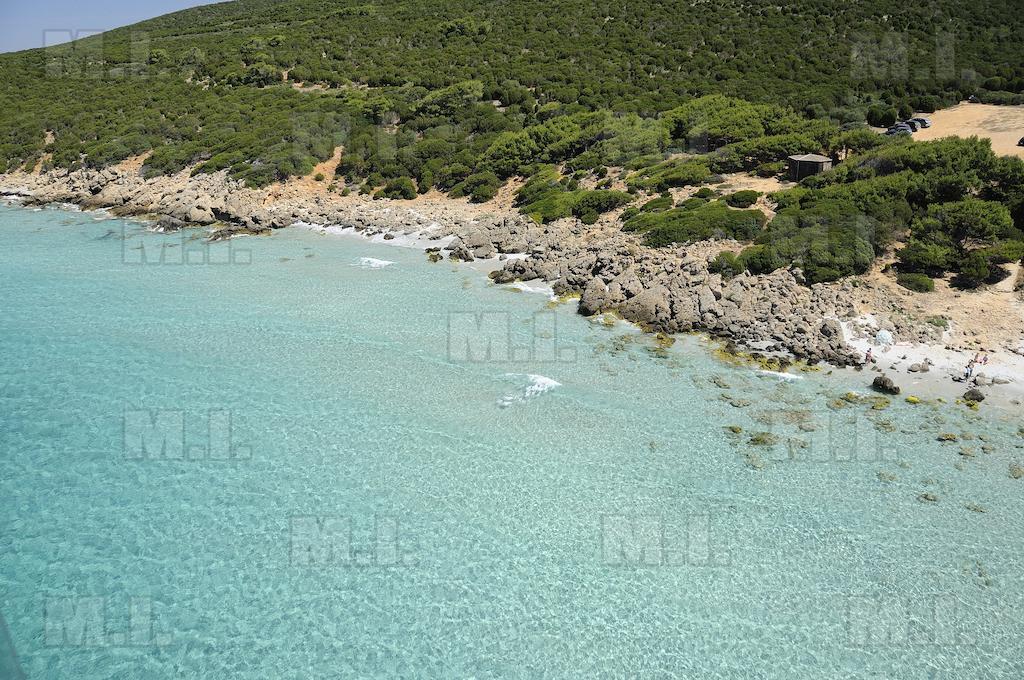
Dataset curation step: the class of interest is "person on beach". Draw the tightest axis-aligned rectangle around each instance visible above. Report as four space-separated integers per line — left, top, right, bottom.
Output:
864 348 873 364
964 360 975 380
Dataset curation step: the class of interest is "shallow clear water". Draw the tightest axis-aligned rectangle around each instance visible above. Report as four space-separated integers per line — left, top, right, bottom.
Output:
1 203 1023 679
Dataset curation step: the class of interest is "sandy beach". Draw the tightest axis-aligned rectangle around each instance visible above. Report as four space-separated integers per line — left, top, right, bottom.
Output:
841 317 1024 409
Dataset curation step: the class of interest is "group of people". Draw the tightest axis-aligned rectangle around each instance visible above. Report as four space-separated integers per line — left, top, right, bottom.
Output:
964 352 989 379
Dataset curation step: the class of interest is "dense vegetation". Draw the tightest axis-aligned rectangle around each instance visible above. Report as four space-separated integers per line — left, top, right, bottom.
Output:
738 137 1024 285
3 0 1024 180
0 0 1022 288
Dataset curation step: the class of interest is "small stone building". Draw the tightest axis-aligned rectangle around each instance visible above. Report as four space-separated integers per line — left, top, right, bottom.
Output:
787 153 833 181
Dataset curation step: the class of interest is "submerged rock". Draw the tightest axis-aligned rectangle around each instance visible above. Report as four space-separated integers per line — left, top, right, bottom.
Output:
748 432 779 446
745 452 766 470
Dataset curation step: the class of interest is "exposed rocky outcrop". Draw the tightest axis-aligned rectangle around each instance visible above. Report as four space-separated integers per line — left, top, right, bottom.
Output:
490 236 860 365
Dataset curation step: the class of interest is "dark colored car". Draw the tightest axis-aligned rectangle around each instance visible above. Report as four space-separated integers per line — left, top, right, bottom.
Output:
1018 137 1024 147
886 123 913 135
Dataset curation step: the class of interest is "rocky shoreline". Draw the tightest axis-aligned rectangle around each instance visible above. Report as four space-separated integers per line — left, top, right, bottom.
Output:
0 164 1002 380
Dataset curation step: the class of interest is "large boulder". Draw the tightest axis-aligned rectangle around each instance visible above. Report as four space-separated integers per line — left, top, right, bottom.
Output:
963 388 986 402
871 375 901 395
155 215 187 233
578 277 613 316
620 285 672 329
472 243 496 259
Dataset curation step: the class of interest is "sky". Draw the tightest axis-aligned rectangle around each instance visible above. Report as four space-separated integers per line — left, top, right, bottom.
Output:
0 0 220 54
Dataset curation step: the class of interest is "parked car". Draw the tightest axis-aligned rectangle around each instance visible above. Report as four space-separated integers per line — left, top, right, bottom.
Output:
1018 137 1024 147
886 128 912 136
910 117 932 128
902 120 921 131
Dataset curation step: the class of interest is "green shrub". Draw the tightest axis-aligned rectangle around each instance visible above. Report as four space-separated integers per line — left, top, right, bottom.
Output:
981 240 1024 264
624 202 767 246
755 161 785 177
954 251 992 288
724 190 760 208
677 197 707 210
437 163 472 190
523 188 631 223
709 252 744 278
640 195 674 212
452 171 501 202
738 245 784 275
866 105 898 128
627 158 711 191
709 131 826 173
897 239 953 276
481 130 540 178
374 177 417 200
517 165 630 222
620 206 640 221
896 272 935 292
743 211 875 283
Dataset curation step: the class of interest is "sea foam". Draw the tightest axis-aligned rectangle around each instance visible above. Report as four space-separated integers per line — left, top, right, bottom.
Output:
498 373 562 408
354 257 395 269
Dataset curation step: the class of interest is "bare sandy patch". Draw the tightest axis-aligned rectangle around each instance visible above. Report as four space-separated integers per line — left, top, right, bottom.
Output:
488 176 526 213
713 173 795 195
857 263 1024 353
114 152 153 176
266 147 344 203
841 259 1024 406
914 103 1024 158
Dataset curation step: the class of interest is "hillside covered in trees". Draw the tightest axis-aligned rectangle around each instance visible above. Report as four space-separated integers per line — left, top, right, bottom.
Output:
0 0 1022 288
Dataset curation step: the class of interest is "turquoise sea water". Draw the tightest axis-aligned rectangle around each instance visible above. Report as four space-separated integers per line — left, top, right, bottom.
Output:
1 202 1023 679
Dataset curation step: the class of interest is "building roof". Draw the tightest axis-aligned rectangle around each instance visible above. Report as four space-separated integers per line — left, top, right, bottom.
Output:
788 153 832 163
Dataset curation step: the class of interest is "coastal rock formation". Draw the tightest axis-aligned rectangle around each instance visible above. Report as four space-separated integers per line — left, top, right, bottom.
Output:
492 239 859 365
2 165 863 365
